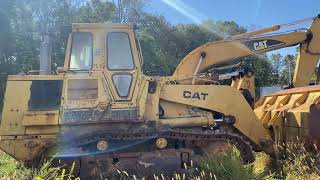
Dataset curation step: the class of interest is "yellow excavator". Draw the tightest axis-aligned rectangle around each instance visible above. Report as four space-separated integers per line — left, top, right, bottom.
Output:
0 15 319 176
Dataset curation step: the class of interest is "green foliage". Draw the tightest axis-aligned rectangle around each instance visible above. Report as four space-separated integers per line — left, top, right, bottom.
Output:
269 53 296 85
242 55 275 87
0 151 75 180
278 141 320 180
74 0 116 23
0 150 33 179
0 0 13 56
114 0 146 23
32 159 75 180
281 54 296 85
137 14 178 75
199 147 265 180
213 20 247 37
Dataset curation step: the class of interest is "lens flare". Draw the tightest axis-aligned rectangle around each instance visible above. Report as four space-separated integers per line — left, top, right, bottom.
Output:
161 0 219 34
161 0 206 24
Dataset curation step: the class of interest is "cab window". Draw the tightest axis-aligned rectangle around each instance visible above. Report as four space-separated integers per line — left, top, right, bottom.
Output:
107 32 134 70
70 32 93 70
112 74 132 97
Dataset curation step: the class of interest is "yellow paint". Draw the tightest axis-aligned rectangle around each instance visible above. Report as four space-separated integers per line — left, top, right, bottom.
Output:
160 85 271 144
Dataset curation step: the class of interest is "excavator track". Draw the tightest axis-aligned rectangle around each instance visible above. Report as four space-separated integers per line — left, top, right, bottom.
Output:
49 128 254 177
165 128 255 163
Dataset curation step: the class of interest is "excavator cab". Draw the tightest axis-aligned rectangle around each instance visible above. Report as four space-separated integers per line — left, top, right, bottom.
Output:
61 23 146 124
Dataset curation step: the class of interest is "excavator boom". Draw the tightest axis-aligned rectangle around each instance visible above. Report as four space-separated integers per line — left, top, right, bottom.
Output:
173 15 320 87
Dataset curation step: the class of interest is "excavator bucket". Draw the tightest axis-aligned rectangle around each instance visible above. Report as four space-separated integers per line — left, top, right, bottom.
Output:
255 85 320 145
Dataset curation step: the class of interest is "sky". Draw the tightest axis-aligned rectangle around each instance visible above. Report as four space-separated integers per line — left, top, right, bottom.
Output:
145 0 320 56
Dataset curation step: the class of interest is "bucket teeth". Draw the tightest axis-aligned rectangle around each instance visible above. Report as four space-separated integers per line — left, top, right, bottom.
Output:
255 85 320 142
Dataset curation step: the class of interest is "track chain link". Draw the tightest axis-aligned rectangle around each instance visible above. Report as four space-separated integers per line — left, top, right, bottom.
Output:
61 128 254 163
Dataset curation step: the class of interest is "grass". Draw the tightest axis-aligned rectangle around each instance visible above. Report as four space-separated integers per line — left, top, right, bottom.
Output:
0 141 319 180
0 151 75 180
278 141 320 180
198 148 265 180
0 151 33 179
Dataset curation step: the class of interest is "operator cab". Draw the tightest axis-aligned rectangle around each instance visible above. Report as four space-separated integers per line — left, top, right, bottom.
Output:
63 23 142 101
61 23 144 123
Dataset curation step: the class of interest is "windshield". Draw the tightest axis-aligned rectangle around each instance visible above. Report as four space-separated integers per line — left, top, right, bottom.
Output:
70 32 93 71
107 32 134 70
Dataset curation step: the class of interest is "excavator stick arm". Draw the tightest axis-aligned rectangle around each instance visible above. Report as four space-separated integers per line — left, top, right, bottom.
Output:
293 16 320 87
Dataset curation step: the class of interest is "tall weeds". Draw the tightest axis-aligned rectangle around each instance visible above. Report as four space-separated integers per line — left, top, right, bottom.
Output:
0 140 319 180
0 152 75 180
277 140 320 180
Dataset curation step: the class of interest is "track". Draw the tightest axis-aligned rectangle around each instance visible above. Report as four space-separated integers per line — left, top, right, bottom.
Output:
165 128 255 163
44 128 254 178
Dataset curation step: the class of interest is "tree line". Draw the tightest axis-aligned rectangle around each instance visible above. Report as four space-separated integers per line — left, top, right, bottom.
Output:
0 0 296 109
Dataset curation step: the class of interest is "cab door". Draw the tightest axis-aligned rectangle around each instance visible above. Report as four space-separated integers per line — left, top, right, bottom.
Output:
104 31 139 102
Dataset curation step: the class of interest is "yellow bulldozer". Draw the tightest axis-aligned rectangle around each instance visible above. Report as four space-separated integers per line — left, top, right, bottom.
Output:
0 15 320 176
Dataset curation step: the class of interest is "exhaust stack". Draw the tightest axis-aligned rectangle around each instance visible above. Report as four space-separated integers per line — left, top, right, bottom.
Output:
39 35 52 75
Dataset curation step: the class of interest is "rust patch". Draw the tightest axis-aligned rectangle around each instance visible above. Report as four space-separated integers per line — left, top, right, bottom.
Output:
62 108 138 123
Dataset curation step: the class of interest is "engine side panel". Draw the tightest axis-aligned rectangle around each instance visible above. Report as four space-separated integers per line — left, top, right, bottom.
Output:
0 76 63 162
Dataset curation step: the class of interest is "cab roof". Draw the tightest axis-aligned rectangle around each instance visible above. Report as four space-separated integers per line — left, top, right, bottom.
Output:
72 23 134 30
